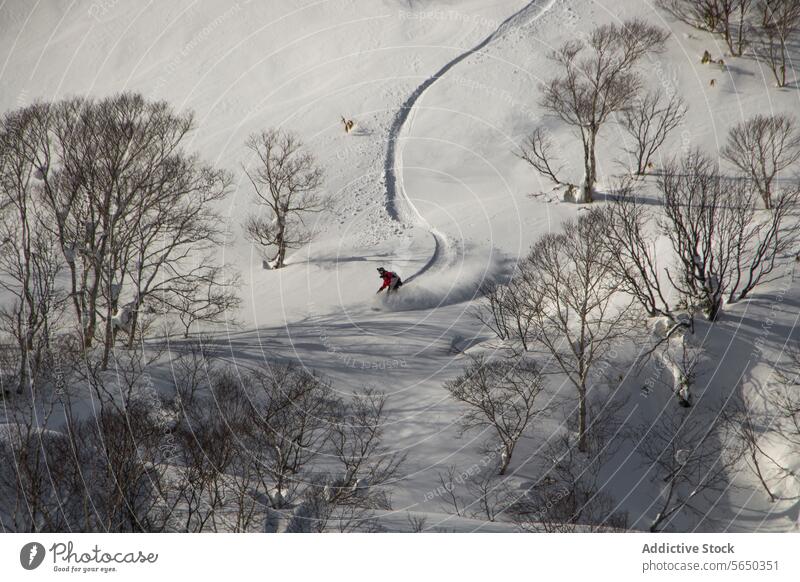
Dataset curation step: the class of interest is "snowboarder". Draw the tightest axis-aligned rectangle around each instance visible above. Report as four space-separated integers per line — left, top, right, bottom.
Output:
376 267 402 294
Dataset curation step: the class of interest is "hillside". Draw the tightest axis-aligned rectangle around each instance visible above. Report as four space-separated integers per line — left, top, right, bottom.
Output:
1 0 799 533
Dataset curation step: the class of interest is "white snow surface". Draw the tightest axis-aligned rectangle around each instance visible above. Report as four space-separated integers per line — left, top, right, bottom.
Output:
2 0 799 531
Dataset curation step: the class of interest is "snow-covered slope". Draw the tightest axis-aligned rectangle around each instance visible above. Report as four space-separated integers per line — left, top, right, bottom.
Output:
2 0 799 531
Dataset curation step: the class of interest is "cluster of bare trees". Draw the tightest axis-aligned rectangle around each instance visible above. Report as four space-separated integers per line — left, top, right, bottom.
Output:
600 141 796 404
475 126 798 526
756 0 800 87
0 95 341 532
0 94 241 385
0 338 167 532
438 382 631 531
660 0 754 56
598 108 799 324
605 149 798 323
520 19 671 201
0 345 403 532
660 0 800 87
461 212 642 527
475 210 641 451
521 12 800 198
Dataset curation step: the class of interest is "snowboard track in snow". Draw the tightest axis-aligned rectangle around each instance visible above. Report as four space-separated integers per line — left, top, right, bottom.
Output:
383 0 556 285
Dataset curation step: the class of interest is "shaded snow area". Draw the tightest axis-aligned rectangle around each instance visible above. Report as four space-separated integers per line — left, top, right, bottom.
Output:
1 0 799 533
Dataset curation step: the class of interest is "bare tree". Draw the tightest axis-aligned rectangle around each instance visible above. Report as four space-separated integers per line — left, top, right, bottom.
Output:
406 513 428 532
660 153 733 320
511 402 630 532
722 114 800 208
72 340 164 418
727 183 798 302
722 394 780 502
659 0 729 32
327 389 405 506
518 210 641 451
659 150 798 320
517 127 566 186
729 0 756 55
767 343 800 499
157 348 242 532
474 282 511 342
465 470 516 522
539 19 668 202
755 0 800 87
243 129 326 269
724 343 800 504
619 89 687 176
163 266 241 338
306 388 405 532
434 463 516 523
76 402 175 532
444 355 548 474
603 181 673 319
639 406 742 532
0 106 66 393
15 94 232 368
116 166 231 353
659 0 753 56
435 465 466 517
235 365 336 510
473 278 536 351
174 409 238 532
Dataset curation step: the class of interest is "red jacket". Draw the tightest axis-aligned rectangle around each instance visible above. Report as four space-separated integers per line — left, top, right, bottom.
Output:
379 271 397 290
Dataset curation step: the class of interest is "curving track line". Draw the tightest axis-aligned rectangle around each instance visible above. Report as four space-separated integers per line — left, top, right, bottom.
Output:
384 0 556 284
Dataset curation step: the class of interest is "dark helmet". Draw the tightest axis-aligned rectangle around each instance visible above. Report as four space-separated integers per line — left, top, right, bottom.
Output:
377 267 386 274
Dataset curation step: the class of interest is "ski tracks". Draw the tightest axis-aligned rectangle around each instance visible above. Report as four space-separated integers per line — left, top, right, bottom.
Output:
384 0 557 285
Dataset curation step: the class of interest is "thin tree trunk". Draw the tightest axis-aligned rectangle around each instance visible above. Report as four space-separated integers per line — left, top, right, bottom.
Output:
127 308 139 349
16 333 28 394
736 7 746 56
582 141 593 203
578 384 588 452
499 443 512 475
101 305 115 369
779 36 787 87
274 216 287 269
582 131 597 203
750 449 776 502
649 478 676 532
